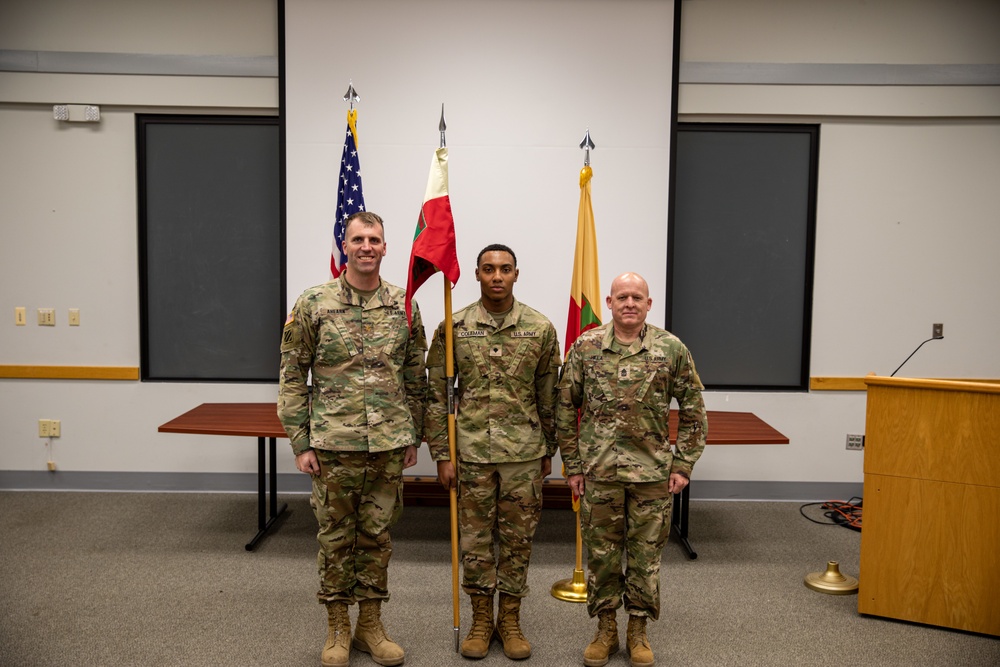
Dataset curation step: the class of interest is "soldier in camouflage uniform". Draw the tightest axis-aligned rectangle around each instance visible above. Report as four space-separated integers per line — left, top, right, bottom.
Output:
278 211 427 667
556 272 707 667
425 244 561 660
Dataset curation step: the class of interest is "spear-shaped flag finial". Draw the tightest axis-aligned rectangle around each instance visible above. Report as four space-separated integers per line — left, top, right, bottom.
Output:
580 129 595 167
343 82 360 110
439 104 447 148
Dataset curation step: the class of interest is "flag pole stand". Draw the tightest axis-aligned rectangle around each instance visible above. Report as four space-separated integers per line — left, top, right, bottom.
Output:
551 570 588 603
551 489 588 603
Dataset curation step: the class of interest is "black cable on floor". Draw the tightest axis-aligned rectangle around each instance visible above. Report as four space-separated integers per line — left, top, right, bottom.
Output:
799 497 862 532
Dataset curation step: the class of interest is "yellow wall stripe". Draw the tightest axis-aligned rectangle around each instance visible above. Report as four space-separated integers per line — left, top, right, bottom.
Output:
0 365 140 381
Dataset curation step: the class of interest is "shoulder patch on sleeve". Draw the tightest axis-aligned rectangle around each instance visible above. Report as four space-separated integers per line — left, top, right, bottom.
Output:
281 314 302 351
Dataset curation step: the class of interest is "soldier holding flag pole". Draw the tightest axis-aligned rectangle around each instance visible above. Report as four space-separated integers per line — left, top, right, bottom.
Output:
425 241 561 660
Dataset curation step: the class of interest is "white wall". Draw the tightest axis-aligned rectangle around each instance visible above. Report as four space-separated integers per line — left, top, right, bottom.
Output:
284 0 676 345
0 0 281 479
675 0 1000 486
1 0 998 493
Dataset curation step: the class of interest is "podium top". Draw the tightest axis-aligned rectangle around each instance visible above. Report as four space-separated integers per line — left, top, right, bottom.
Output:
864 375 1000 395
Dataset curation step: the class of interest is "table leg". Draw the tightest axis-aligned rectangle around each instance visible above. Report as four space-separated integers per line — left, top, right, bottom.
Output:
671 484 697 560
245 436 288 551
269 436 281 518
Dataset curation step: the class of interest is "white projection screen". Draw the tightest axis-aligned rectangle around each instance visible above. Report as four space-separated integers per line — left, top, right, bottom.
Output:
284 0 676 473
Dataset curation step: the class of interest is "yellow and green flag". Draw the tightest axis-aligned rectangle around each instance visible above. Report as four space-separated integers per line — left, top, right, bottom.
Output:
565 164 602 356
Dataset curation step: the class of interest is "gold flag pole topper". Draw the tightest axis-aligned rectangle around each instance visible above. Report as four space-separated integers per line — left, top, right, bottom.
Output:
439 104 463 651
551 130 597 604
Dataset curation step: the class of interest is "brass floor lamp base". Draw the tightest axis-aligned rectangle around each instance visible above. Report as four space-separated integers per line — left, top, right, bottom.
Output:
551 568 588 603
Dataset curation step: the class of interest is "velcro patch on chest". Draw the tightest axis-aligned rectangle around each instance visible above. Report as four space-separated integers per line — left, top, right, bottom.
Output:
510 331 538 338
458 330 488 338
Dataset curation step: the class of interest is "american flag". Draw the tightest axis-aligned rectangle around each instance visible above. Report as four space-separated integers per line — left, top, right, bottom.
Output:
331 114 366 277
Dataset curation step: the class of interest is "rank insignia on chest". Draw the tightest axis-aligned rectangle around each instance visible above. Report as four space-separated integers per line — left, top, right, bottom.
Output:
619 366 631 380
490 345 502 357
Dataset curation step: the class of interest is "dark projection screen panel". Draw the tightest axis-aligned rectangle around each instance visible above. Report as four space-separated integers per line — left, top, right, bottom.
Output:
670 125 817 389
139 116 282 381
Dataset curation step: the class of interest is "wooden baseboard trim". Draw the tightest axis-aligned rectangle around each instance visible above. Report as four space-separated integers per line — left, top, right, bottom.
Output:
0 365 140 381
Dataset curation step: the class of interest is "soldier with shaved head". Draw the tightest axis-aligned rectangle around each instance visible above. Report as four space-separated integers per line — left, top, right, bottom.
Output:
557 272 707 667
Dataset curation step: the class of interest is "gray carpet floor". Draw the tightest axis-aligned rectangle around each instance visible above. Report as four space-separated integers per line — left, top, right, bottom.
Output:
0 491 996 666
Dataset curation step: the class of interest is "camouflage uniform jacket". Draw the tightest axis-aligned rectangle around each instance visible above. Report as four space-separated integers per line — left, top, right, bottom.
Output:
278 274 427 456
556 322 707 483
425 299 561 463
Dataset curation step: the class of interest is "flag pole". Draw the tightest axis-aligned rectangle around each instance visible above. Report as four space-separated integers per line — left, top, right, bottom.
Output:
551 130 598 604
445 278 460 651
331 83 364 279
439 105 461 652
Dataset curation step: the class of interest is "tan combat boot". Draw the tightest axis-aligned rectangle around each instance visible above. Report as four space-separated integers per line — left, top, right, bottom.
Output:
626 615 654 667
322 601 351 667
460 594 494 659
495 593 531 659
583 609 619 667
353 599 405 666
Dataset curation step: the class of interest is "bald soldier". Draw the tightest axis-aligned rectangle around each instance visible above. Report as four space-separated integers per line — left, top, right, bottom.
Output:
278 211 427 667
556 272 707 667
425 244 561 660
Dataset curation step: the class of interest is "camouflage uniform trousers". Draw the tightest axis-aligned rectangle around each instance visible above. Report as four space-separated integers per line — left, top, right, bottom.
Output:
458 458 544 597
311 448 405 604
580 479 673 620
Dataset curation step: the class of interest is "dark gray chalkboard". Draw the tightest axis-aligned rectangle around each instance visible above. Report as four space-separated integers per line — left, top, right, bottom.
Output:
138 115 282 381
668 124 817 390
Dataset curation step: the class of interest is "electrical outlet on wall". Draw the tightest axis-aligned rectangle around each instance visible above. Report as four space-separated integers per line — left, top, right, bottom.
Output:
846 434 864 451
38 419 61 438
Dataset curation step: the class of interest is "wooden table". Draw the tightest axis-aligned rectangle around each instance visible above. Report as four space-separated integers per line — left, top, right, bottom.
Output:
669 410 789 559
158 404 788 556
159 403 288 551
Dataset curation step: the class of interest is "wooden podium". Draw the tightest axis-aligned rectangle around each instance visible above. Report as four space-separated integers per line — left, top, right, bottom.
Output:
859 376 1000 636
